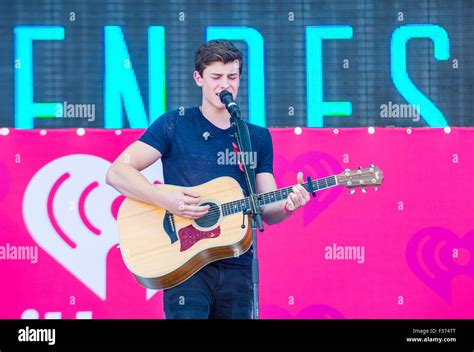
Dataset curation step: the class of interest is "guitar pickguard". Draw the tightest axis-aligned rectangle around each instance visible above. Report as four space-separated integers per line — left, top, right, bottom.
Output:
178 225 221 252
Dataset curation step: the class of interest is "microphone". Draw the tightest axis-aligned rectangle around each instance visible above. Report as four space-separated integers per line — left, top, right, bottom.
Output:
202 131 213 141
219 90 240 117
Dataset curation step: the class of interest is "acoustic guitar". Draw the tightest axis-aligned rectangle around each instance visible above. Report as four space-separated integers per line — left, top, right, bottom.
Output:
117 165 384 289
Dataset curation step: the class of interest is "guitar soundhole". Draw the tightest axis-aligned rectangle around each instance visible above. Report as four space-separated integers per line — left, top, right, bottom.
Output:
194 201 221 229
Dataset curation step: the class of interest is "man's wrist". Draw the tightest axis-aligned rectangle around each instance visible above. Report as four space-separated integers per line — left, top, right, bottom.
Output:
152 187 168 208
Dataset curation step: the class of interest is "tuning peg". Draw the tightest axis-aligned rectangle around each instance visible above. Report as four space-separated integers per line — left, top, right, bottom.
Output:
361 187 367 193
350 189 356 195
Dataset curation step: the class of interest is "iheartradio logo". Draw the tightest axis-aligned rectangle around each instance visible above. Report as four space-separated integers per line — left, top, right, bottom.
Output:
22 154 163 300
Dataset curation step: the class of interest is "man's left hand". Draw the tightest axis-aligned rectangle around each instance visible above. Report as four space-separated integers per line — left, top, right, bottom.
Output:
285 171 311 212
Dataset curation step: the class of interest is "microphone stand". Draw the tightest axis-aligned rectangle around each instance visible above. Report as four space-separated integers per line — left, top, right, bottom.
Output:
229 108 264 320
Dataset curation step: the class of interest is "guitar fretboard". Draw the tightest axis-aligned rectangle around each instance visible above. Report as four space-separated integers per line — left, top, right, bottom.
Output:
221 175 337 216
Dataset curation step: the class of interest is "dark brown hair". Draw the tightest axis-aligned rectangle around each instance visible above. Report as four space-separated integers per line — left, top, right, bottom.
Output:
194 40 243 77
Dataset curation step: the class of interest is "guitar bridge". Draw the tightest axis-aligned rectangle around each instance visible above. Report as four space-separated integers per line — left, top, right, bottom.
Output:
163 211 178 244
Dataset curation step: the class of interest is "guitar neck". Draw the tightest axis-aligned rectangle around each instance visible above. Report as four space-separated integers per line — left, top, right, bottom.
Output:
221 175 338 216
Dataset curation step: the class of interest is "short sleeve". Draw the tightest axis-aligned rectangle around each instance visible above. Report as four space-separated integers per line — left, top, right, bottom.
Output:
138 112 175 156
256 128 274 175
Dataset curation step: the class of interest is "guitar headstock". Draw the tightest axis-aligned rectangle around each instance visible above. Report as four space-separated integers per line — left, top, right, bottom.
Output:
336 165 384 194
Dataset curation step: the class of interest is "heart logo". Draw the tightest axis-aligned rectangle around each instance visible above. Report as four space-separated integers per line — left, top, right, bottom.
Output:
274 151 343 227
22 154 163 300
406 227 474 304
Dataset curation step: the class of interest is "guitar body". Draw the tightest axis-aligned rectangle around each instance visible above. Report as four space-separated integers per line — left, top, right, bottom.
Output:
117 176 251 290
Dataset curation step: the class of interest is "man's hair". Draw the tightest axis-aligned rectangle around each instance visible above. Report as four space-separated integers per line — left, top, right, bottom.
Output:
194 39 243 77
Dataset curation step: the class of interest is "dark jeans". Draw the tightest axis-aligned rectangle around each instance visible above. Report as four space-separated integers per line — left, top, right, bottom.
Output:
163 263 253 319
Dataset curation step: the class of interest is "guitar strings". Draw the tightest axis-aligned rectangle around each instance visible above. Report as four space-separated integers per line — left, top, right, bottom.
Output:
190 185 304 218
185 179 333 218
174 173 375 219
197 180 330 217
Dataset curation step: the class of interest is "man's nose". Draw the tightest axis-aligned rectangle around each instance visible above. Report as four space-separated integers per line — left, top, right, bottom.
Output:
220 78 230 89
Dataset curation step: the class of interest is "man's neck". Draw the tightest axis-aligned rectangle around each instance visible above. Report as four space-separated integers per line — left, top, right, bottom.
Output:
200 102 231 129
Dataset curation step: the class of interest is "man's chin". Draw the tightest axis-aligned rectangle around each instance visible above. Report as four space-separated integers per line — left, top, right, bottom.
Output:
212 98 227 109
204 101 226 111
204 94 233 110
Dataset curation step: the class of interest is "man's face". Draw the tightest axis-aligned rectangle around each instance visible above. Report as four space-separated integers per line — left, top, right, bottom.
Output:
193 60 241 110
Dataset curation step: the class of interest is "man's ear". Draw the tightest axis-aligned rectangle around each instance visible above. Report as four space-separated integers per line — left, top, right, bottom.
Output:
193 71 203 87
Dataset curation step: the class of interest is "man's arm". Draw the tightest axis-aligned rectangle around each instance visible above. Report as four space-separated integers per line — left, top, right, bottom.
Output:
256 172 310 225
106 140 166 206
106 141 210 219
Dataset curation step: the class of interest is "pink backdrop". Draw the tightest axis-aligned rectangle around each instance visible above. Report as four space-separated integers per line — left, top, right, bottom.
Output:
1 127 473 319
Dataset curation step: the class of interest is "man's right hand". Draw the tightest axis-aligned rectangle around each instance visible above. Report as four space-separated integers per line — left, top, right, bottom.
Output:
162 188 210 220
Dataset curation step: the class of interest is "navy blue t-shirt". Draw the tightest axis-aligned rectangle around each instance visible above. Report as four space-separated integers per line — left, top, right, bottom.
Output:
139 107 274 268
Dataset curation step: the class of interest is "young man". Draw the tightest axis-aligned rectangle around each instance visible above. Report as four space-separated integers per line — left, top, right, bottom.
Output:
106 40 310 319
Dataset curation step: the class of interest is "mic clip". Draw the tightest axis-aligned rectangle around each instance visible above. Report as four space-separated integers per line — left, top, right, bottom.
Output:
202 131 212 141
